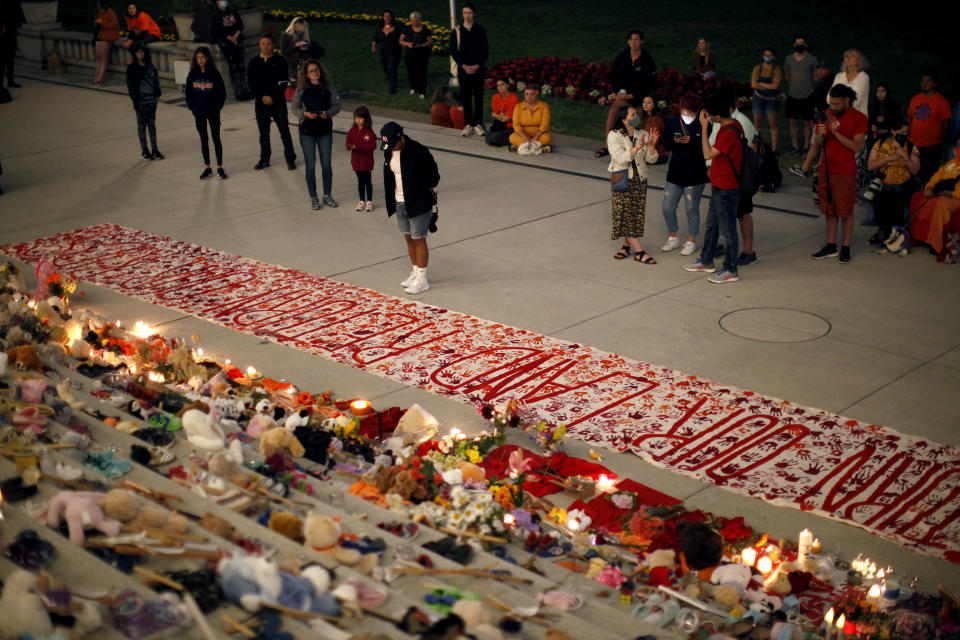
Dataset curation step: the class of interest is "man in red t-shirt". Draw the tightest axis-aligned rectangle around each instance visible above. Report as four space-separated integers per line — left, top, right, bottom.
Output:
810 84 867 263
908 73 952 185
683 93 743 283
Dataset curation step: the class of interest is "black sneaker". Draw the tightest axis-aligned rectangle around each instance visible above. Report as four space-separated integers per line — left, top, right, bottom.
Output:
839 246 851 264
199 168 213 180
811 244 839 260
151 150 164 160
217 168 228 179
141 150 153 160
737 251 758 266
286 160 297 171
254 160 270 170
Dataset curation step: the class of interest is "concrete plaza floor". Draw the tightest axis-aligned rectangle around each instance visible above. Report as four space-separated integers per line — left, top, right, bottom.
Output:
2 75 959 595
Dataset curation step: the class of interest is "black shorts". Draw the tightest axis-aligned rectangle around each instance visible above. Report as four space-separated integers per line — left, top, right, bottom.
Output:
786 96 814 121
737 192 753 218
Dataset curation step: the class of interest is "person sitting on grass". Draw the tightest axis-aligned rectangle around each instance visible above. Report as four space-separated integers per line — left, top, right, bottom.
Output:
509 85 552 154
430 85 465 130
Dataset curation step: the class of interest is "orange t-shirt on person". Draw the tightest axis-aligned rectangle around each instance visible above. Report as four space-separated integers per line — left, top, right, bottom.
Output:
126 12 163 40
908 92 951 148
431 102 453 127
491 91 519 128
96 8 120 41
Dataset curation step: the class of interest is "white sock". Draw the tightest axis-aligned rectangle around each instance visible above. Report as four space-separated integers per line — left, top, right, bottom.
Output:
417 266 427 279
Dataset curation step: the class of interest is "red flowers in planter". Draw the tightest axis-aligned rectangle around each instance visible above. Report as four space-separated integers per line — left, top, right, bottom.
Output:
486 58 751 112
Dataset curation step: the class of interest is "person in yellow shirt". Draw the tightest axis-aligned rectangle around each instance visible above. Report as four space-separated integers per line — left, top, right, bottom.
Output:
866 125 920 244
509 86 553 153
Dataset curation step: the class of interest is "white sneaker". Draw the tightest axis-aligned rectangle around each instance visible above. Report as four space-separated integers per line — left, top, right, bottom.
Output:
661 236 681 252
461 126 473 137
365 200 374 212
401 267 418 288
404 273 430 294
680 241 697 256
355 200 365 211
473 124 485 136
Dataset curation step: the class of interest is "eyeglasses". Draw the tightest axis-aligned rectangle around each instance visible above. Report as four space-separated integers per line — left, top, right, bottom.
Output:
307 68 320 74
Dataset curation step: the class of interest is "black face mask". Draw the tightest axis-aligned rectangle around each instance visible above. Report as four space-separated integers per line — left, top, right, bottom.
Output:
795 44 806 53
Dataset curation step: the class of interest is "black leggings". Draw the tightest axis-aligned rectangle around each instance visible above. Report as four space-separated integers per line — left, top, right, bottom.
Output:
356 170 372 200
195 113 222 165
135 107 157 152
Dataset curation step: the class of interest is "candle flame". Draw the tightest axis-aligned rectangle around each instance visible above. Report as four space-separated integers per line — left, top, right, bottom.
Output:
836 613 845 629
350 399 370 412
741 547 757 566
503 514 515 526
27 300 37 309
868 584 881 598
132 320 153 338
756 556 773 574
246 365 259 377
824 607 835 625
148 371 165 383
567 517 580 531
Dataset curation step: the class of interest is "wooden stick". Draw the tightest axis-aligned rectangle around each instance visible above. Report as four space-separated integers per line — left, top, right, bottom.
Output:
361 605 401 624
260 601 342 624
222 614 257 638
435 525 508 544
484 596 550 626
133 566 183 591
183 593 218 640
40 473 96 490
392 566 532 584
119 480 181 501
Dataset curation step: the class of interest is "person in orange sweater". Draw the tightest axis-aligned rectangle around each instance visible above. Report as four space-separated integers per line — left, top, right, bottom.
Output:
93 0 119 85
122 3 162 53
487 76 518 147
430 85 465 130
509 85 552 153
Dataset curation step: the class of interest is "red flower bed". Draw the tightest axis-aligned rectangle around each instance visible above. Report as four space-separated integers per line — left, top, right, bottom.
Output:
486 56 751 113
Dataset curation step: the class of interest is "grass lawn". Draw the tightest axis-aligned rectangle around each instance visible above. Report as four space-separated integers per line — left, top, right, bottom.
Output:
62 1 955 148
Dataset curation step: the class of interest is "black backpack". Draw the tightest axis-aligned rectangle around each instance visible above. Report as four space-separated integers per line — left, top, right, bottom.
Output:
723 126 761 197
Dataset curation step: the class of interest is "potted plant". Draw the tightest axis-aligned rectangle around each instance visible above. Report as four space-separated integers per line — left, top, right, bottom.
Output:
21 0 59 25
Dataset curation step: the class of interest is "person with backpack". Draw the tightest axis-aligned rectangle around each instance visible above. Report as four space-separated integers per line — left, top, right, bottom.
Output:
684 94 745 283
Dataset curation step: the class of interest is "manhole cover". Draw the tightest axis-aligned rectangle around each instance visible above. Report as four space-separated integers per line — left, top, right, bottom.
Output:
719 307 831 343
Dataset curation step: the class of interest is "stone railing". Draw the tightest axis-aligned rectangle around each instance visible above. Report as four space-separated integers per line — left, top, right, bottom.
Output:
17 24 258 94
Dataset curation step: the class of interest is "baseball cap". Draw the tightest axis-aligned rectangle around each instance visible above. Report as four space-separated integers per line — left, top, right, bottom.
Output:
380 122 403 151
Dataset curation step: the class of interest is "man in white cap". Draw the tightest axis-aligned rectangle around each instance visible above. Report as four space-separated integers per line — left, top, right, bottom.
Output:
380 121 440 294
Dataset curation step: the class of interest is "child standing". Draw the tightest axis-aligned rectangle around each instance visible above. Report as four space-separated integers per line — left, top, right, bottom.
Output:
126 41 162 160
346 105 377 211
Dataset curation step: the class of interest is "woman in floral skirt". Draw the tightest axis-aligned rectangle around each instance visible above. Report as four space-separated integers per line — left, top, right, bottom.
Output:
608 104 661 263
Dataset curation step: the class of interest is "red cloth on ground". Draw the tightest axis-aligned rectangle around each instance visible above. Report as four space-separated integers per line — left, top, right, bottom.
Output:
479 445 613 496
567 478 682 533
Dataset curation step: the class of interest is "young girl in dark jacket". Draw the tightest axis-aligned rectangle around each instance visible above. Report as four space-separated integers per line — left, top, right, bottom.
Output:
185 46 227 179
126 41 162 160
345 105 377 211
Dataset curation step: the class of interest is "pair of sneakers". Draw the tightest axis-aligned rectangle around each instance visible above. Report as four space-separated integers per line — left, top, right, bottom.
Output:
461 125 485 137
401 266 430 294
355 200 375 212
661 236 697 256
310 195 339 211
683 259 740 283
811 244 851 263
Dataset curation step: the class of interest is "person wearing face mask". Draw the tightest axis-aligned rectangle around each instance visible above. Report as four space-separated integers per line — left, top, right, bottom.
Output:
784 35 818 155
608 104 660 264
750 46 783 153
660 94 709 256
211 0 251 100
282 17 324 84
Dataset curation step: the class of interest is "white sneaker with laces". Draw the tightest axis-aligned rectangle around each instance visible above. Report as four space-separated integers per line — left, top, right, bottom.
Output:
661 236 681 252
404 271 430 294
680 240 697 256
401 266 419 288
365 200 374 211
461 126 473 137
355 200 365 211
473 124 485 136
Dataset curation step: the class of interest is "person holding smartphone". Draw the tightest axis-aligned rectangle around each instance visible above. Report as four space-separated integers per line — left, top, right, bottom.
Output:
660 94 709 256
291 60 341 210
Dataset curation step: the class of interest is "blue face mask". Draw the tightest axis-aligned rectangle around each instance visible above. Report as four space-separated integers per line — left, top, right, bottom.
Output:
763 56 774 63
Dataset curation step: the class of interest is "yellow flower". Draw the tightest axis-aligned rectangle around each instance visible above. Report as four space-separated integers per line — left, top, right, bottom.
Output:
548 507 567 525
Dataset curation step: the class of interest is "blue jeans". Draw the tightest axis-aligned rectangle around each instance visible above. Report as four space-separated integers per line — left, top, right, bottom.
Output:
299 132 332 199
661 181 705 236
700 187 741 273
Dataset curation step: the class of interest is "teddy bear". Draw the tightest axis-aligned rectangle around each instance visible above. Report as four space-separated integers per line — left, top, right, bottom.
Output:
303 513 379 574
218 555 340 616
31 491 122 545
181 407 226 451
268 510 304 543
99 489 190 536
5 344 43 373
258 427 305 458
0 570 53 640
373 466 428 502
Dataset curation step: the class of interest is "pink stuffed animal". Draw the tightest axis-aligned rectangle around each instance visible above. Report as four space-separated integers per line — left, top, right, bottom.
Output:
31 491 121 545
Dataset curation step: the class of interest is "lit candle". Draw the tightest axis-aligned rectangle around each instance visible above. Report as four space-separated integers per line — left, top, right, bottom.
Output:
822 607 835 636
133 320 153 338
350 399 372 416
835 613 846 640
27 300 37 310
756 555 773 575
567 517 580 532
811 538 822 554
503 513 515 529
597 474 617 492
741 547 757 567
245 365 261 379
797 529 813 564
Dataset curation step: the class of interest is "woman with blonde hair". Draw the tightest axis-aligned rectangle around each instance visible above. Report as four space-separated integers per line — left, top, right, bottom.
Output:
281 16 323 81
399 10 432 98
291 60 341 210
832 48 870 115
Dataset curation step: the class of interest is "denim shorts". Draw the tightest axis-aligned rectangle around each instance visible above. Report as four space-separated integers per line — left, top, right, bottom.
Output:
396 201 431 239
752 95 780 114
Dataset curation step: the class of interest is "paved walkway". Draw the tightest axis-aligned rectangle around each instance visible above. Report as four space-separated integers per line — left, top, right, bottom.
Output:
2 74 959 592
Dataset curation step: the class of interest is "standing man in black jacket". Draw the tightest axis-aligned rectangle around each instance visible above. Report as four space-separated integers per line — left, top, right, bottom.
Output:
449 2 488 137
380 122 440 295
247 33 296 170
595 29 657 157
